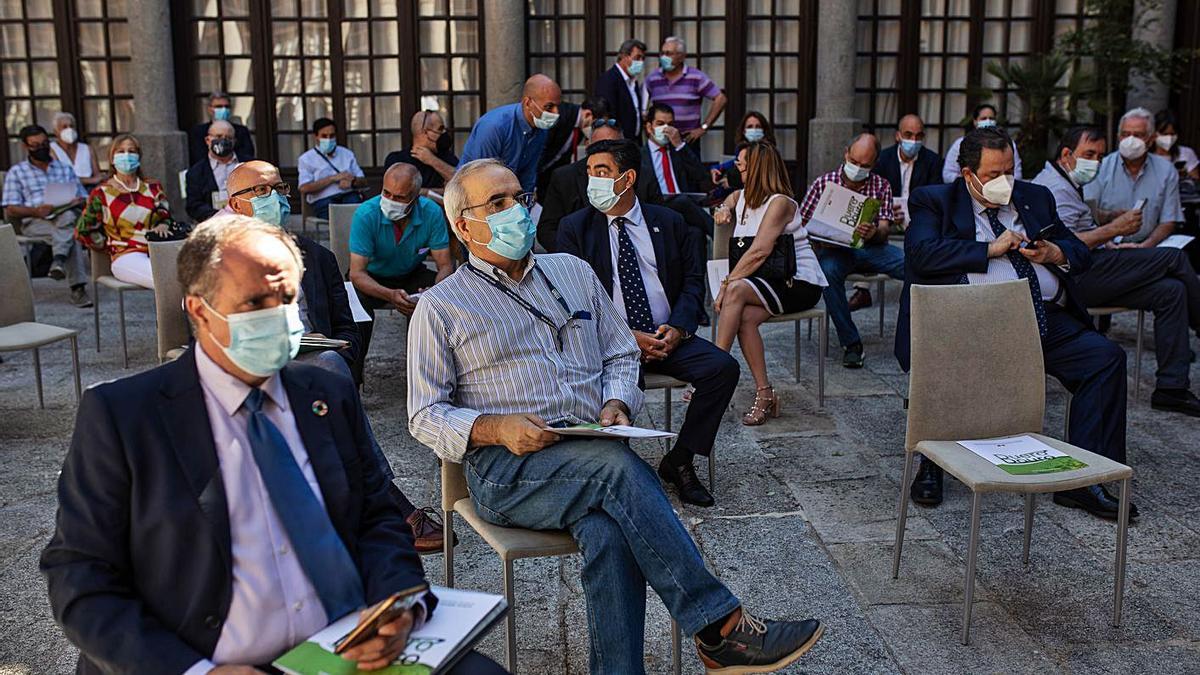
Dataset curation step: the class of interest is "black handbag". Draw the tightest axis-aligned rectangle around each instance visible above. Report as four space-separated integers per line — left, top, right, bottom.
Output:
145 219 193 242
729 209 796 281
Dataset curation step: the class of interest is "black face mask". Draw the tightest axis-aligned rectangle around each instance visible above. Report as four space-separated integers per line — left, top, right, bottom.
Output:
210 138 234 158
29 145 51 162
436 130 453 155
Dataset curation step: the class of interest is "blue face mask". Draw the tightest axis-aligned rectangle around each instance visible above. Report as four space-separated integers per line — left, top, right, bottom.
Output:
248 191 290 227
659 55 676 72
467 203 537 260
744 128 765 143
318 138 337 154
975 119 997 129
203 299 304 378
213 106 231 122
899 139 923 157
112 152 140 174
842 160 871 183
627 59 645 76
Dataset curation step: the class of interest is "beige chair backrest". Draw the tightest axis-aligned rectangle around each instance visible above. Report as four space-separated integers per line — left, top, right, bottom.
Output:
905 280 1045 451
713 216 732 260
441 459 470 512
0 224 35 327
91 247 114 279
329 203 358 278
149 239 190 361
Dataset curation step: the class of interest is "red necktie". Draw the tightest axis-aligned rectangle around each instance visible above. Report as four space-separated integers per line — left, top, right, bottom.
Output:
570 128 581 162
660 146 677 194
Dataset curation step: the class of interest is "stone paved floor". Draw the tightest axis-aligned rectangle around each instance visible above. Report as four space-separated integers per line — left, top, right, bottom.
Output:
2 258 1199 674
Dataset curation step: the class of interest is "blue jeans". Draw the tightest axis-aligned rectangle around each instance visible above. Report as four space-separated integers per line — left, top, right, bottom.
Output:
310 190 363 219
465 440 740 675
816 242 905 348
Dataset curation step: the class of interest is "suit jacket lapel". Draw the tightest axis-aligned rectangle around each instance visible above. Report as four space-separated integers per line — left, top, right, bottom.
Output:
1010 187 1041 239
158 348 232 570
951 179 977 240
281 366 352 533
644 207 670 288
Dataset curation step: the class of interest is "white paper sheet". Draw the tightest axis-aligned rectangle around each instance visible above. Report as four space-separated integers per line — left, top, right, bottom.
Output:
43 182 76 207
344 281 372 322
707 259 729 301
1158 234 1195 249
957 435 1088 475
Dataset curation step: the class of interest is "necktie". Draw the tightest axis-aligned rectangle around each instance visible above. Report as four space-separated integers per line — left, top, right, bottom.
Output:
659 147 677 194
614 217 657 332
242 388 365 620
569 128 581 162
986 208 1047 336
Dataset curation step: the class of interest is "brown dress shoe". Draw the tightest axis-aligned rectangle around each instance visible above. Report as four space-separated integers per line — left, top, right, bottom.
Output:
848 288 872 311
405 507 454 553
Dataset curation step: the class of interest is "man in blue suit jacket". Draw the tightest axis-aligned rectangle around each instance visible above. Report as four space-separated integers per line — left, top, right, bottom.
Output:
875 114 944 228
41 216 503 674
898 128 1132 521
593 39 648 141
558 139 739 508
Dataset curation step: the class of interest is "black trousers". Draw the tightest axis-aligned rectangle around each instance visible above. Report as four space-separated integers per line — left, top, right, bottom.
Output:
354 267 438 381
1074 247 1200 390
642 336 740 457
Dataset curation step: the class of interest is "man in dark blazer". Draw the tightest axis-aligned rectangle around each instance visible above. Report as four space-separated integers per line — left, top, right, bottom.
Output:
187 91 256 165
538 122 662 251
185 156 220 222
898 128 1132 521
557 139 739 508
593 39 648 141
876 114 944 228
642 102 715 239
186 120 242 223
41 216 503 674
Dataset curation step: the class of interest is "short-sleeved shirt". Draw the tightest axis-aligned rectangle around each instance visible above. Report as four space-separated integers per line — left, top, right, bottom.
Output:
1083 151 1183 243
2 159 87 208
1031 161 1095 236
458 103 546 192
798 169 895 227
349 195 449 279
297 145 365 203
382 146 459 190
644 66 722 133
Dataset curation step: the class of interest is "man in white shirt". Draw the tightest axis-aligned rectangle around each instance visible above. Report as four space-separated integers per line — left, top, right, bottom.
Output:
41 215 503 675
298 117 367 219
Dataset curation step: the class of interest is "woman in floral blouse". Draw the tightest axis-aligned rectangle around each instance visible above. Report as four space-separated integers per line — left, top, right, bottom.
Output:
75 134 173 288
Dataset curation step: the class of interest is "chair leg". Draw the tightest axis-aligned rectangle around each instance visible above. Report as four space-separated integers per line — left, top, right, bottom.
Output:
818 311 828 408
877 280 885 337
70 335 81 403
961 492 983 645
118 290 128 369
807 317 813 342
1022 494 1034 566
793 319 801 384
671 618 682 675
93 286 101 352
503 558 517 673
443 510 455 588
1063 391 1073 443
1113 477 1131 627
33 347 44 409
1133 310 1145 402
708 448 716 494
892 451 915 579
663 387 673 455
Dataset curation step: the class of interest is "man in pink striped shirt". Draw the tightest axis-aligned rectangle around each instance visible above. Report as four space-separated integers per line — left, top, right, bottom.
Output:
645 36 727 155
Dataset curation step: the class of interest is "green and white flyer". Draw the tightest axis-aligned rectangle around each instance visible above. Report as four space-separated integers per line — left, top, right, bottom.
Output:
957 435 1088 475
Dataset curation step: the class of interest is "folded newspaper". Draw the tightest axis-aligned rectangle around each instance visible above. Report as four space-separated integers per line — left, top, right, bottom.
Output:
957 435 1088 475
274 586 507 675
805 182 880 249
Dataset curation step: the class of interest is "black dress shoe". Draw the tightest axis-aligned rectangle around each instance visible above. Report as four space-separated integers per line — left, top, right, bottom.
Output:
909 457 943 506
697 610 823 673
1151 388 1200 417
657 458 715 507
1053 484 1138 520
843 342 865 369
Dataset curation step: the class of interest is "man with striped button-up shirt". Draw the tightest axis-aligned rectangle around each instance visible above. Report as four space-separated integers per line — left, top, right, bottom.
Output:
407 159 824 674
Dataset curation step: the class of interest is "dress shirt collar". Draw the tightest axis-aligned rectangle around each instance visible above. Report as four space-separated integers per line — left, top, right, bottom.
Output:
605 198 644 229
968 190 1011 219
617 62 634 82
466 251 537 283
195 340 289 418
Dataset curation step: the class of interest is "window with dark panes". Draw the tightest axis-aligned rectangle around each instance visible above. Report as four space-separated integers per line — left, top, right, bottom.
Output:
528 0 587 101
75 0 134 169
418 0 483 158
186 0 257 148
602 0 660 74
341 0 402 169
1 0 61 165
271 0 334 170
671 0 727 161
854 0 901 145
746 0 804 161
916 0 972 153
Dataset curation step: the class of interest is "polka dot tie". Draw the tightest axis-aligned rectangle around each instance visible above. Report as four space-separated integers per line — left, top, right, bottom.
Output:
615 217 656 333
987 208 1047 337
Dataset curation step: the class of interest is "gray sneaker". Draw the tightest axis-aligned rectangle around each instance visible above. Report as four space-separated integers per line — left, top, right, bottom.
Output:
697 610 823 673
70 285 92 308
48 258 66 281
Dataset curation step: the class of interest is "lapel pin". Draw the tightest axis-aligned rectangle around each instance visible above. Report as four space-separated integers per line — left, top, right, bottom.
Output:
653 227 660 233
311 400 329 417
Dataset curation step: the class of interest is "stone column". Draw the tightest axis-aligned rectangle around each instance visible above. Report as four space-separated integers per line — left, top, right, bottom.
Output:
482 0 527 108
124 0 189 214
807 0 861 184
1126 0 1177 113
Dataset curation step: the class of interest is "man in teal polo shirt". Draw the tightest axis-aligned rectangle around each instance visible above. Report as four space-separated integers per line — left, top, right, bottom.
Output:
349 162 454 363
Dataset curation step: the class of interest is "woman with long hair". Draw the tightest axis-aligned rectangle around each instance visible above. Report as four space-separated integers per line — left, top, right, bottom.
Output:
711 111 777 189
1153 109 1200 182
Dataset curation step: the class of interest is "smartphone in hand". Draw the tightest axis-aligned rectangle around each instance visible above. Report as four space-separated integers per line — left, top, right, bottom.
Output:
333 582 429 655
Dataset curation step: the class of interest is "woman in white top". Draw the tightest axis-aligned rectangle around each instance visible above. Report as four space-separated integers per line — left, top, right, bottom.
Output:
51 112 103 188
713 142 827 425
1153 109 1200 182
941 104 1022 184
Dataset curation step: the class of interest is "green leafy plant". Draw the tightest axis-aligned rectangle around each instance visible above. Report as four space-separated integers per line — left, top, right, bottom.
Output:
984 54 1078 176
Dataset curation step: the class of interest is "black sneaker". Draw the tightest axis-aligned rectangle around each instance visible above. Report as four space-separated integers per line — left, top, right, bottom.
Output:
658 458 715 507
697 610 823 674
1151 388 1200 418
842 343 864 369
48 258 66 281
70 285 92 308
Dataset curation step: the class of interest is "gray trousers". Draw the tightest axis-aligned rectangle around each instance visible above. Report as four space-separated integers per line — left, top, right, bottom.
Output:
1075 247 1200 390
22 210 87 286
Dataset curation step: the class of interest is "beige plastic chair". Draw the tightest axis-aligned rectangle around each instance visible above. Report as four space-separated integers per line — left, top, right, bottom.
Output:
328 203 358 279
845 272 891 337
893 280 1132 645
711 218 828 407
0 224 81 407
91 250 152 368
441 459 683 674
299 196 328 235
643 372 716 493
148 240 190 363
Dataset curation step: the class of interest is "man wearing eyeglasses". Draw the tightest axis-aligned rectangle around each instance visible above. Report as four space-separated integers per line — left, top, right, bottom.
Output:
408 158 824 674
383 110 459 194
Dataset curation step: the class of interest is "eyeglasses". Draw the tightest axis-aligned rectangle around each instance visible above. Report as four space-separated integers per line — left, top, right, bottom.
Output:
460 191 536 217
591 118 620 131
230 182 292 199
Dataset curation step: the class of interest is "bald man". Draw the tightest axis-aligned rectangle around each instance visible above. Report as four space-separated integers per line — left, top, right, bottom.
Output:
798 133 905 369
383 110 459 192
877 114 944 227
185 119 241 222
349 162 453 366
458 73 563 191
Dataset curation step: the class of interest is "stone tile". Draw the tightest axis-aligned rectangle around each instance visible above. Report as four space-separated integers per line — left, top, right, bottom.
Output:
828 539 986 606
786 476 942 544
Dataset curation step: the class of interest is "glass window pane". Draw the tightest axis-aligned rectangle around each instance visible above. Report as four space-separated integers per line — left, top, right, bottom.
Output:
776 21 800 52
274 21 301 56
28 23 56 57
275 58 301 93
304 59 332 93
224 21 252 56
225 59 254 93
77 23 106 57
32 60 57 95
450 0 475 14
348 132 373 166
303 20 329 55
374 0 401 16
343 22 369 56
372 20 399 53
2 63 30 97
84 99 111 132
946 21 969 52
109 23 130 57
375 132 403 166
277 133 305 166
418 0 445 16
374 58 401 91
80 61 109 95
450 56 479 90
747 20 769 52
422 57 447 90
300 0 327 16
344 0 368 17
420 20 447 53
115 98 134 132
305 96 332 121
773 92 797 125
6 100 33 133
345 96 373 129
271 0 297 16
197 59 221 91
276 95 303 130
876 20 899 52
746 56 770 89
1 24 26 57
777 56 799 89
375 95 403 127
344 60 370 93
224 0 251 16
26 0 52 19
111 61 131 95
450 20 477 53
194 20 219 55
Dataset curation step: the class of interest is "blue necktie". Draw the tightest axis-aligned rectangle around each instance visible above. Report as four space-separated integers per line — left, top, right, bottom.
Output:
614 217 656 332
242 388 364 620
986 208 1047 336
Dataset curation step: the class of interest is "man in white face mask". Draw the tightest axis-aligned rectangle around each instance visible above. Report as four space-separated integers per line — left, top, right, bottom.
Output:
459 73 562 192
349 162 453 364
1084 106 1184 249
901 127 1135 521
1034 126 1200 419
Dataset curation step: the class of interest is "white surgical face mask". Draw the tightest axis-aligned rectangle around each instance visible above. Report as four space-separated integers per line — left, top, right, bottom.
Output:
1119 135 1147 161
586 173 631 212
380 195 412 221
971 172 1014 206
1068 156 1100 186
531 100 559 130
59 127 78 144
1156 134 1177 151
976 119 997 129
652 125 670 147
842 160 871 183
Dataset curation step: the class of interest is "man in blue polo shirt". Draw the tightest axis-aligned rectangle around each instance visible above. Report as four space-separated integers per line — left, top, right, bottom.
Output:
458 73 562 192
349 163 454 363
